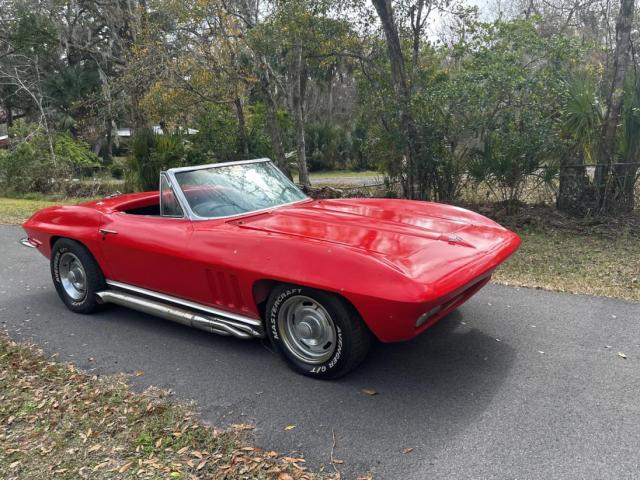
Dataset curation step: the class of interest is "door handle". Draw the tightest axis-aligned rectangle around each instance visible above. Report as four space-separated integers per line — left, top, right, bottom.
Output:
99 228 118 235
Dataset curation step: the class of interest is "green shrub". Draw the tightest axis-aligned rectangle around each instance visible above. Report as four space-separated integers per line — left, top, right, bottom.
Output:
0 122 103 195
110 163 125 180
54 133 100 168
131 129 185 191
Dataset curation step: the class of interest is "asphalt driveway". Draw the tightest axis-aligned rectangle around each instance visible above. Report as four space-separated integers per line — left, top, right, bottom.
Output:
1 224 639 479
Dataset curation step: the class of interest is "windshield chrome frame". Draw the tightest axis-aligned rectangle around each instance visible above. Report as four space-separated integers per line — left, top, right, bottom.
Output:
164 158 310 221
159 172 185 218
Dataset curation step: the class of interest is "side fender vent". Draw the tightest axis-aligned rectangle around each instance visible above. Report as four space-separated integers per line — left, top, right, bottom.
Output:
205 269 249 313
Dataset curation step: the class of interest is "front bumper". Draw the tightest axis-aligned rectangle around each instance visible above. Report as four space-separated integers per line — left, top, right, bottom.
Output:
19 237 41 248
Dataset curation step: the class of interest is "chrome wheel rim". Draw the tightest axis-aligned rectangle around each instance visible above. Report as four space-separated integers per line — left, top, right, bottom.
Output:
58 252 87 301
277 295 337 364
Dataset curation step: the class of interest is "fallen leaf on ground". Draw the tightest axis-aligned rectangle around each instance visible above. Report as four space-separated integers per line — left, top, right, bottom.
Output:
361 388 378 396
402 448 414 454
284 424 296 431
618 352 627 359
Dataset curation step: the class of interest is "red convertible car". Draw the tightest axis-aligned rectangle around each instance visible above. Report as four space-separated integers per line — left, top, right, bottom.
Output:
21 159 520 378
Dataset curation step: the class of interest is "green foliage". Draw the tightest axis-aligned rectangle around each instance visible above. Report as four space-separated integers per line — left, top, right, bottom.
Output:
559 76 602 163
3 0 638 213
185 106 241 166
618 73 640 166
0 137 55 194
131 129 182 191
44 63 102 130
450 20 579 206
305 123 369 171
54 133 101 168
0 122 101 195
11 10 59 58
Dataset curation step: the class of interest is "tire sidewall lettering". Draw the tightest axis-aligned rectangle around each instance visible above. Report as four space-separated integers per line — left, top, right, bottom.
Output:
327 326 343 369
52 245 86 307
268 288 302 340
268 286 345 375
52 247 68 284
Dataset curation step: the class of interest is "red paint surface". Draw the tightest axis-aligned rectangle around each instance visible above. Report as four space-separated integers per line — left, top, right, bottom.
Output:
23 194 520 342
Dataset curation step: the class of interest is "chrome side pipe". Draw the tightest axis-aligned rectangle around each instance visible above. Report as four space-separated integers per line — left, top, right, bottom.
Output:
96 290 264 339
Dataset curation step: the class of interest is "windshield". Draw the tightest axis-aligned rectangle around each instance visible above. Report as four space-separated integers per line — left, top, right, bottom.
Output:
174 161 308 219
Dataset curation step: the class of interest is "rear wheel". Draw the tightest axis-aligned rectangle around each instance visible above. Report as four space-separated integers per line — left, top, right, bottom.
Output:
265 284 371 379
51 238 105 314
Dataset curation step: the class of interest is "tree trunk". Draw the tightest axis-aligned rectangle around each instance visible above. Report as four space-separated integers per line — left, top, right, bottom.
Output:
5 100 13 127
234 96 249 157
557 152 592 215
260 65 291 179
103 121 113 164
292 44 310 186
370 0 422 199
596 0 635 214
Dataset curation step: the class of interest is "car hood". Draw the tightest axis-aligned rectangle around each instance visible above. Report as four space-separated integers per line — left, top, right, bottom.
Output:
232 199 520 280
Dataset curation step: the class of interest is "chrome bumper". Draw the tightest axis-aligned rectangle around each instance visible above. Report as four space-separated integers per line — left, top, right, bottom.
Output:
19 237 39 248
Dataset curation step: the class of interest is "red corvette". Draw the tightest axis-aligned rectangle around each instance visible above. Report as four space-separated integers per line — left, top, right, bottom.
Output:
21 159 520 378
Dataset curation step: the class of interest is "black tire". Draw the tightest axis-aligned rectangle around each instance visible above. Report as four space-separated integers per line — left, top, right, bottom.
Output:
50 238 105 314
265 284 371 379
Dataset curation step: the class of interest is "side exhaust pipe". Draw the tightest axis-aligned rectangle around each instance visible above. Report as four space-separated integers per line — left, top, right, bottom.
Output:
96 290 263 339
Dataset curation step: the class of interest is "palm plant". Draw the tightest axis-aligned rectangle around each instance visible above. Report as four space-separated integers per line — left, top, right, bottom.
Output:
560 76 602 163
618 73 640 167
556 76 603 214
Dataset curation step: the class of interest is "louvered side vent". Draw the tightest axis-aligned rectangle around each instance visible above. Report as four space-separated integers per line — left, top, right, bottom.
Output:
205 269 249 313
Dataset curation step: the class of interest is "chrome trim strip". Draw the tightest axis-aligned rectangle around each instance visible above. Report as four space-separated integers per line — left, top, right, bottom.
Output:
19 237 39 248
167 157 271 174
105 280 263 328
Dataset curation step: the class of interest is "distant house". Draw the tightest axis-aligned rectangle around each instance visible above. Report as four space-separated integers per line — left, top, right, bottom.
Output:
115 126 199 138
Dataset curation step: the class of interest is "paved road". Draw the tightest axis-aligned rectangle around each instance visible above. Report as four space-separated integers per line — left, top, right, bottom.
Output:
2 224 639 479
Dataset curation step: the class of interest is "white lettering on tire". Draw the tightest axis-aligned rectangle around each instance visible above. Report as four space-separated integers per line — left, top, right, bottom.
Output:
269 288 302 340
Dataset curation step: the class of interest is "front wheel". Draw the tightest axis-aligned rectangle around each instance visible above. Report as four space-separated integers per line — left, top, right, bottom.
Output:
51 238 105 314
265 284 371 379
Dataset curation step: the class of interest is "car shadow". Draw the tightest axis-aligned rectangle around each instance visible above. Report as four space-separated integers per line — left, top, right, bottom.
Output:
106 305 514 476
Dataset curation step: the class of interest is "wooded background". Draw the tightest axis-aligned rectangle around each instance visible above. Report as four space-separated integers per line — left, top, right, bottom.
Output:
1 0 639 216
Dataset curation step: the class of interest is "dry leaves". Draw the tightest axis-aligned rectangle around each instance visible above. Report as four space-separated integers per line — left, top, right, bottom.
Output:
0 333 341 480
361 388 378 396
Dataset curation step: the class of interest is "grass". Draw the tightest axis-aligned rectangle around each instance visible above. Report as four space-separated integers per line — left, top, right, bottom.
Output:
493 224 639 302
0 333 336 480
0 197 90 224
301 170 382 186
308 170 379 179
